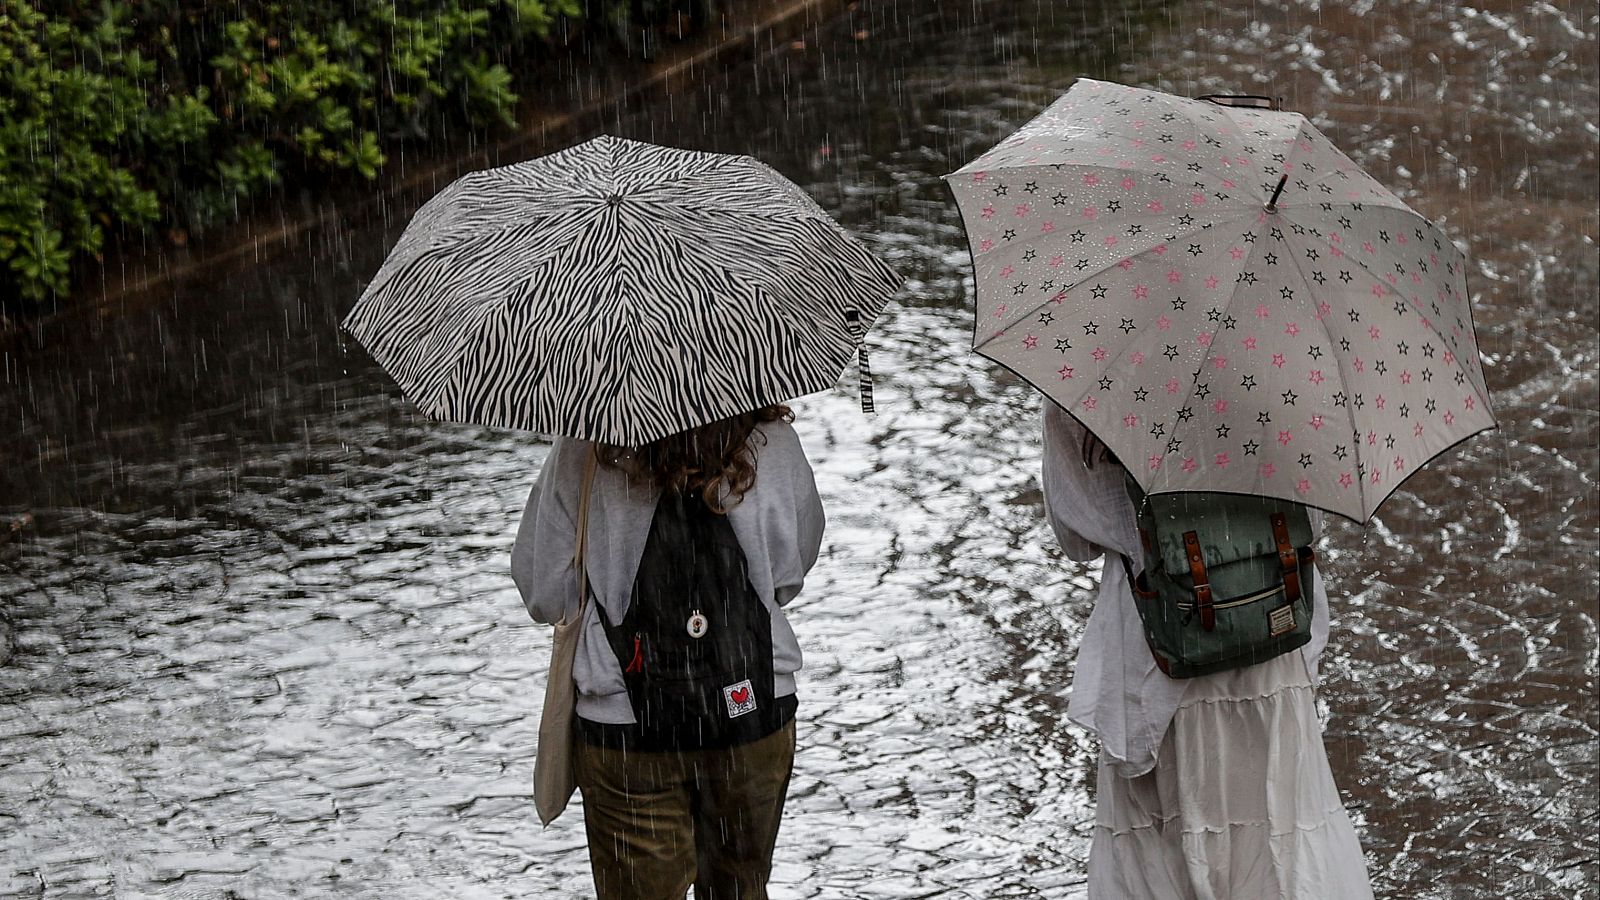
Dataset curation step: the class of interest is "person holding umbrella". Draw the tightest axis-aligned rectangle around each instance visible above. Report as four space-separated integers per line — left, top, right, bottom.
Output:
947 80 1494 897
343 134 901 898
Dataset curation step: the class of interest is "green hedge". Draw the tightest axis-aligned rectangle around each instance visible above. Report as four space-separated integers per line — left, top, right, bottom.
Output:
0 0 711 310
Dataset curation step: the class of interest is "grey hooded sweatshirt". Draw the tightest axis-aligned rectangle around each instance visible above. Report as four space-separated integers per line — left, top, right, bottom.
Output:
510 420 825 724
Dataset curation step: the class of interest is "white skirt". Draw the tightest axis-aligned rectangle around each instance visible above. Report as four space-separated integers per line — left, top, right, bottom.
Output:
1088 652 1374 900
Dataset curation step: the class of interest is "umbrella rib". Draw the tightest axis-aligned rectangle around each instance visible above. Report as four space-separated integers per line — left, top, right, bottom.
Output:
1275 123 1407 213
973 210 1258 352
1165 213 1270 474
1280 205 1469 358
1275 219 1372 515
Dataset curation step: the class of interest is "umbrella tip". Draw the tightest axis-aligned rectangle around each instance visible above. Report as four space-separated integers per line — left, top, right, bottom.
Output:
1265 173 1290 213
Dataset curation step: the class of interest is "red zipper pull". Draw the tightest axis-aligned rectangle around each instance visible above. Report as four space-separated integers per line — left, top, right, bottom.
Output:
625 634 644 674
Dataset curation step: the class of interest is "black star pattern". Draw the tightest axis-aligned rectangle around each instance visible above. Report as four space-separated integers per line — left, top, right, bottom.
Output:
1222 315 1238 330
1394 300 1409 316
1339 337 1352 352
1425 398 1437 413
1195 383 1211 400
1106 200 1122 212
1237 272 1258 285
1126 224 1143 236
1163 345 1179 360
1083 321 1100 335
1243 231 1257 243
1257 411 1272 424
1091 284 1108 299
1241 375 1257 390
1307 345 1323 360
1282 390 1298 405
1374 360 1387 375
1177 214 1195 226
1305 248 1320 261
1038 311 1054 325
1270 228 1285 241
1422 343 1436 358
1022 249 1037 262
1332 392 1347 407
1396 341 1409 355
1133 388 1150 402
1119 318 1136 333
1052 193 1069 206
1385 435 1397 449
1279 287 1295 300
1398 403 1410 418
1348 309 1361 323
1313 271 1327 285
1075 259 1091 271
1299 454 1313 468
1339 270 1353 283
1264 252 1279 266
1098 376 1114 390
1216 424 1232 439
1188 244 1203 257
1054 338 1072 352
1334 445 1348 460
1012 283 1028 296
1023 181 1039 194
1171 297 1187 311
1150 422 1166 438
994 184 1009 197
1070 230 1086 243
1207 308 1222 322
1002 229 1017 241
1177 407 1195 422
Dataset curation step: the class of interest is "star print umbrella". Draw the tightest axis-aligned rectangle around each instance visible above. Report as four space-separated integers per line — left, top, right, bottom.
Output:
945 80 1495 523
343 135 900 446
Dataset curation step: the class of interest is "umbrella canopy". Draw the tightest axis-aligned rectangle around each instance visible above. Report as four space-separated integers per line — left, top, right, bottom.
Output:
344 135 900 446
946 79 1495 523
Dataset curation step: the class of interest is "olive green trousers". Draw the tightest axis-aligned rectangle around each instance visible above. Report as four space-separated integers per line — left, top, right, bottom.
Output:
575 721 796 900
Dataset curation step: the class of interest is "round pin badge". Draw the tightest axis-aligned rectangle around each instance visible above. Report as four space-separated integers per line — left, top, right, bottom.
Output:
686 611 709 639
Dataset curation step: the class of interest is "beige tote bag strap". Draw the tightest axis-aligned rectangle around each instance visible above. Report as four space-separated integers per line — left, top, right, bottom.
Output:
533 444 600 827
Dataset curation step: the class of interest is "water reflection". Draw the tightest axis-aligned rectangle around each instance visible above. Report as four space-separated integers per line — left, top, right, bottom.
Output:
1 1 1594 897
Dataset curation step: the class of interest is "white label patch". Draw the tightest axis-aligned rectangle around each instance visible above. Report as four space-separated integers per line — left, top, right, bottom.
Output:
1269 603 1296 637
722 679 757 719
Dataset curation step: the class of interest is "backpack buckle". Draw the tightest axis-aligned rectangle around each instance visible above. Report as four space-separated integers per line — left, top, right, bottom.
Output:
1182 531 1216 631
1270 513 1303 604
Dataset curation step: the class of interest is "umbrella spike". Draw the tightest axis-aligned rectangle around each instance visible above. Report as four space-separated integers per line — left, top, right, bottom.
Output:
1266 174 1290 213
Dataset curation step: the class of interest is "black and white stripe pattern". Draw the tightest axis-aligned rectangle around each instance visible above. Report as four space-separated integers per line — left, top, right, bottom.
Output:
343 135 901 445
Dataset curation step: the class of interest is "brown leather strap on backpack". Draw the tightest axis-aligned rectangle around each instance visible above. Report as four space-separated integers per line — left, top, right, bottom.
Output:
1183 530 1215 631
1270 512 1302 605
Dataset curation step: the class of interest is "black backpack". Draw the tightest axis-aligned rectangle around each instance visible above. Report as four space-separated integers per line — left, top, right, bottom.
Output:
598 488 779 751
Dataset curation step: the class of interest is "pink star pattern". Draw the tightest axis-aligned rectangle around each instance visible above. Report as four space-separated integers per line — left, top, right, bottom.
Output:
949 78 1492 521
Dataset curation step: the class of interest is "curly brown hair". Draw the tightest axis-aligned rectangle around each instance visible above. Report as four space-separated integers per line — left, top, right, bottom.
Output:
598 405 794 513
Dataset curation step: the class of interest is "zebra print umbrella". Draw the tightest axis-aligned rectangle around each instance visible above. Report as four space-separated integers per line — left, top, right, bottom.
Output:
343 135 900 446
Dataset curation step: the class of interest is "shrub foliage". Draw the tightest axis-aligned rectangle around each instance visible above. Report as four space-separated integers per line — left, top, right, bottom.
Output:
0 0 707 308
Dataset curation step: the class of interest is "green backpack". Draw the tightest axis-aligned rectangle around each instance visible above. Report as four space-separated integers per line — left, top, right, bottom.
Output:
1122 474 1316 678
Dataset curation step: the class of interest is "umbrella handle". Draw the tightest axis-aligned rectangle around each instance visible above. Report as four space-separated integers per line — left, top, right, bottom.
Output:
1195 93 1284 111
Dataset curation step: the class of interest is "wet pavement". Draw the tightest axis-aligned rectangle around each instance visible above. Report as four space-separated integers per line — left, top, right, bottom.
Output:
1 0 1596 897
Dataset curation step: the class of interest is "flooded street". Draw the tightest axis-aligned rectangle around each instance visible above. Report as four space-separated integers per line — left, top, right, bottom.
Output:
1 0 1595 897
